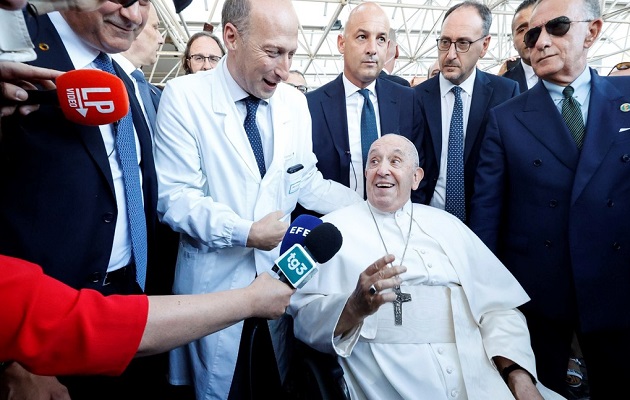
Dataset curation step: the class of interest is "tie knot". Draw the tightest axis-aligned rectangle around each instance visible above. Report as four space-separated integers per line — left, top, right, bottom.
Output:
243 95 260 113
563 85 575 99
358 88 371 100
451 86 462 97
93 52 115 75
131 69 147 83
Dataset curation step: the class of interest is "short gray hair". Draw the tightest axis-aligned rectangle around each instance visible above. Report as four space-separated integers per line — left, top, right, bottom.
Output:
222 0 252 38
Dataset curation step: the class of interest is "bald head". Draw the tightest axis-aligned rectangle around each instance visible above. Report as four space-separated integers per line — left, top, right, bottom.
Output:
338 2 390 88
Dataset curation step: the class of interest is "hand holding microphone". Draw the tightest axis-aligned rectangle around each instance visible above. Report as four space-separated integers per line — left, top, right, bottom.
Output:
0 67 130 125
273 215 343 289
0 61 61 117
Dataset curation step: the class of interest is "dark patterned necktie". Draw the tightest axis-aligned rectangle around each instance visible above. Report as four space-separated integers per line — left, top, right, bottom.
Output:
358 88 378 168
243 95 266 178
445 86 466 222
93 52 147 290
561 86 585 149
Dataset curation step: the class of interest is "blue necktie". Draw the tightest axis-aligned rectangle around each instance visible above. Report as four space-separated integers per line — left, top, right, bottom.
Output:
445 86 466 222
243 95 266 178
131 69 158 135
561 86 585 149
93 53 148 290
358 88 378 168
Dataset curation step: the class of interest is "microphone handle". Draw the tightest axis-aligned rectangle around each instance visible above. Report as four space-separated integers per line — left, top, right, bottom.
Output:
0 89 59 106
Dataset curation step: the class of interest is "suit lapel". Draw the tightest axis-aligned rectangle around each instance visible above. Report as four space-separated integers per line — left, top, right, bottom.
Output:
572 70 628 203
26 13 117 195
465 71 491 162
212 66 261 180
375 79 400 134
516 81 579 170
422 78 443 166
321 75 350 155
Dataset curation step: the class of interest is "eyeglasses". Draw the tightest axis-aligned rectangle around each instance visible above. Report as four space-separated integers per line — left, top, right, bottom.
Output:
436 36 486 53
285 82 308 94
523 16 591 49
188 54 222 66
116 0 150 8
607 61 630 76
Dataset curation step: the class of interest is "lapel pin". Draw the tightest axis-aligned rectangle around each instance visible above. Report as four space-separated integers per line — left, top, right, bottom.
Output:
38 43 50 51
621 103 630 112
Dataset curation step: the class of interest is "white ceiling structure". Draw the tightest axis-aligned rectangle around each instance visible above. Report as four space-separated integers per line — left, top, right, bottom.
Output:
147 0 630 88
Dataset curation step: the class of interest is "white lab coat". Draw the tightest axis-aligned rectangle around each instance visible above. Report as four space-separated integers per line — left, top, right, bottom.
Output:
153 58 361 399
290 201 565 400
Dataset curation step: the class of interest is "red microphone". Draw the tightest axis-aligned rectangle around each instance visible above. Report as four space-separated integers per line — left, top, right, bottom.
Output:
1 69 130 126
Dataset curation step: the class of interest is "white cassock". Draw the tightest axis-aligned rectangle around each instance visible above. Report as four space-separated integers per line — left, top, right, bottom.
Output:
290 201 565 400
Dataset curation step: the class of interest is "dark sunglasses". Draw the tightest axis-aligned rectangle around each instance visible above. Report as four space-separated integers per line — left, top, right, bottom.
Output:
523 16 591 49
607 62 630 76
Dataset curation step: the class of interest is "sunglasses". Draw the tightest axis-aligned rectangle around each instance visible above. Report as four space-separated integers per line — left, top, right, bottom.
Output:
523 16 591 49
607 62 630 76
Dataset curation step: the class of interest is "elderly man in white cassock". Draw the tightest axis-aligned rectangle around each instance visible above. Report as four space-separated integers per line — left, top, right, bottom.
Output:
289 134 564 400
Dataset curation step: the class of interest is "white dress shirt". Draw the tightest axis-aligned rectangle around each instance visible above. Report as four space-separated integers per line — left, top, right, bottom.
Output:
430 69 476 210
342 74 381 197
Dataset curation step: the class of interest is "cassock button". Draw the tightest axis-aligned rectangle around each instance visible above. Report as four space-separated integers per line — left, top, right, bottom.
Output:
430 279 437 285
446 367 453 374
427 263 433 268
437 347 444 354
420 249 426 254
450 389 459 397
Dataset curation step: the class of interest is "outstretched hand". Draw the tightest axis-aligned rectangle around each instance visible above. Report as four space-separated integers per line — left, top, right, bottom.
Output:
334 254 407 337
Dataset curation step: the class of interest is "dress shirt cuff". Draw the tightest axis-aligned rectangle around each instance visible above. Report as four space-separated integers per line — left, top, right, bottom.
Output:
231 218 253 247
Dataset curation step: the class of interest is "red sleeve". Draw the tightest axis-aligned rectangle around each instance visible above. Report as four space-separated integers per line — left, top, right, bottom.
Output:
0 255 149 376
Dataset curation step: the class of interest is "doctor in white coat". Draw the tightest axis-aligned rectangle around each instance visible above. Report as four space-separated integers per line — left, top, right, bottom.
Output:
153 0 361 399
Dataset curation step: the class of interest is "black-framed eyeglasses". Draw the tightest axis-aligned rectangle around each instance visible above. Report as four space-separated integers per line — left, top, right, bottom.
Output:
607 61 630 76
523 16 591 49
436 36 486 53
188 54 222 65
285 82 308 94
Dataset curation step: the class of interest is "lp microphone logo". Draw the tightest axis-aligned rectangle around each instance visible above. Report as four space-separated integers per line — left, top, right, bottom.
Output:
65 88 115 117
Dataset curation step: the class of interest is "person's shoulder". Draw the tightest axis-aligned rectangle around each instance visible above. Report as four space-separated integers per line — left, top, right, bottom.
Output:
321 202 364 225
479 70 519 90
306 75 341 100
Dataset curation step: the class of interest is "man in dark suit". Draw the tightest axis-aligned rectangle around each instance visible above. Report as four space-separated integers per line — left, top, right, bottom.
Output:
502 0 538 92
0 1 166 398
414 1 518 222
469 0 630 397
379 28 411 87
305 2 421 201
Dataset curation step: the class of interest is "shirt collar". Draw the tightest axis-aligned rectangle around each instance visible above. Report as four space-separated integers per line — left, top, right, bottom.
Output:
543 66 591 104
366 199 413 217
48 11 99 69
439 67 476 98
110 54 136 76
521 60 537 81
342 73 377 99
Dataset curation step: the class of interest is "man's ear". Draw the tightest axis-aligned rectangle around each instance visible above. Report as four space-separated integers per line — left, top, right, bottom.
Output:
337 33 346 55
411 167 424 190
584 19 603 49
224 23 239 51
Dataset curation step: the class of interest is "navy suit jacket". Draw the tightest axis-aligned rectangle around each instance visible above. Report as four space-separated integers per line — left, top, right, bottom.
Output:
379 70 411 87
0 14 161 293
502 61 529 93
305 73 423 201
414 70 519 220
469 70 630 332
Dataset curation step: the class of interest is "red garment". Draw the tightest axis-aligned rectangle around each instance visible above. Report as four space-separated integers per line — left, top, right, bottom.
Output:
0 255 148 376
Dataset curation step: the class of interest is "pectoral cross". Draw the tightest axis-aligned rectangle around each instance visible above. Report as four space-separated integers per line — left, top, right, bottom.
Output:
393 286 412 325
